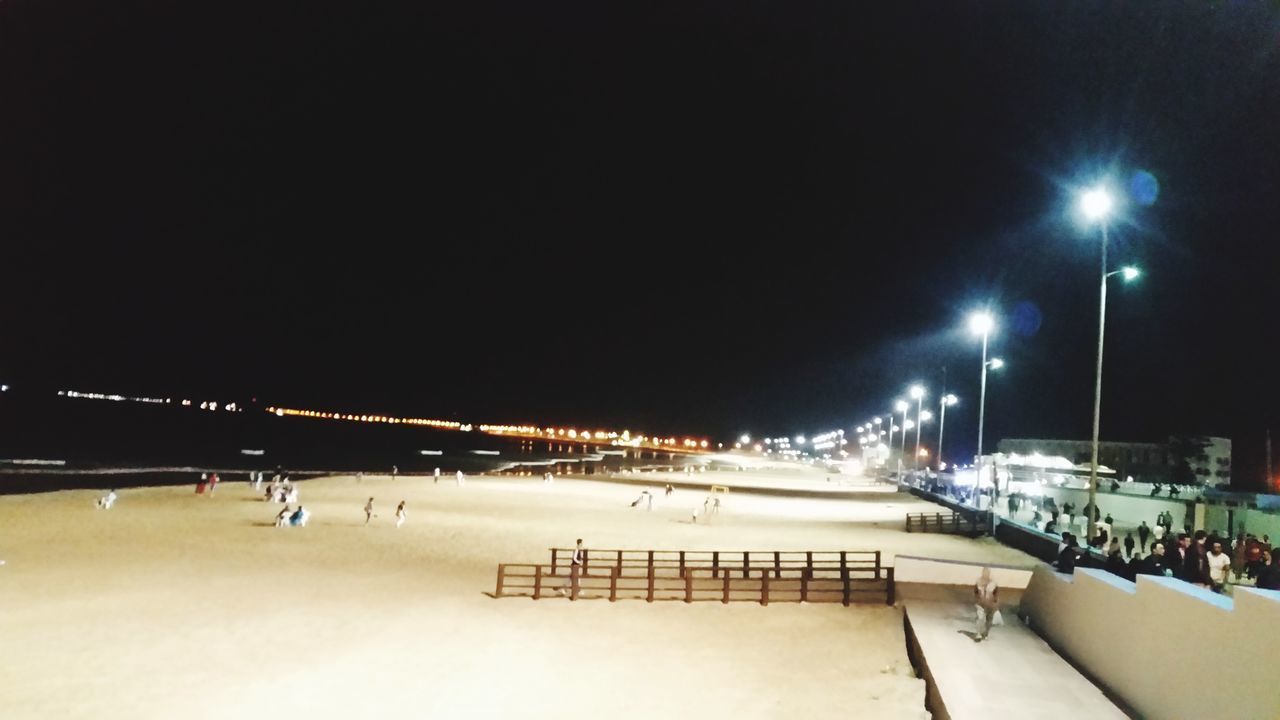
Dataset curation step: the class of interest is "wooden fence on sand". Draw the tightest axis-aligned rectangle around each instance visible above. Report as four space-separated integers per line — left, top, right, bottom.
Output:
494 548 894 606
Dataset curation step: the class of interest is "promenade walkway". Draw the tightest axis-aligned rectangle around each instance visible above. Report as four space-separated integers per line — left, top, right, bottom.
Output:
904 599 1130 720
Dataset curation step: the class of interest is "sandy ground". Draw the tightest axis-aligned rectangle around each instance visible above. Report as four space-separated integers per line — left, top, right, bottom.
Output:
0 471 1035 719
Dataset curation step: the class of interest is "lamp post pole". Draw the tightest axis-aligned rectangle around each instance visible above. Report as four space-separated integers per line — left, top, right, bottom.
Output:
1087 223 1109 544
977 329 990 514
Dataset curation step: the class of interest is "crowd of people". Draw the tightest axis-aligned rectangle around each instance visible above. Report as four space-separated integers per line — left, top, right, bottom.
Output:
1055 521 1280 594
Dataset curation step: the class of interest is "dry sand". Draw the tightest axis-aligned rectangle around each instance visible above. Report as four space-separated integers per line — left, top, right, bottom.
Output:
0 471 1034 719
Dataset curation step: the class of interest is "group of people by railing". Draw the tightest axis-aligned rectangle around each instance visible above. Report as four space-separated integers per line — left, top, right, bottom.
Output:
1055 524 1280 594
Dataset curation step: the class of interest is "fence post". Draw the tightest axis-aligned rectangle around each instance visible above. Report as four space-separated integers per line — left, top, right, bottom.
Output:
760 572 770 606
742 551 749 579
685 568 693 603
713 551 720 579
841 567 850 606
886 566 896 606
610 566 618 602
617 549 623 570
722 571 731 604
800 568 809 603
679 550 686 579
582 549 590 576
533 565 542 600
550 549 558 577
774 551 781 578
840 551 847 577
496 564 506 598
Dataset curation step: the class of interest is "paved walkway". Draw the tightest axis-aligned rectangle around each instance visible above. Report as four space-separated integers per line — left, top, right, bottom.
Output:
904 599 1130 720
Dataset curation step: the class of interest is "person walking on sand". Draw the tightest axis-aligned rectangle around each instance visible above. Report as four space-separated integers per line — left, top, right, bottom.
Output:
364 497 375 525
208 472 220 496
558 539 585 598
275 505 291 528
974 567 1000 641
434 467 441 484
196 473 208 495
456 470 465 486
392 465 399 481
395 501 406 528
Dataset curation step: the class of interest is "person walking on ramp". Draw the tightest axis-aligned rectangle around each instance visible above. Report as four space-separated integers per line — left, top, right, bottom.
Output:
973 567 1001 641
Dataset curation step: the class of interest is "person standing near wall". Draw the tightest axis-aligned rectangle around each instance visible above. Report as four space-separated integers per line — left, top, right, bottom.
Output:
1138 521 1151 552
1207 540 1231 593
1186 531 1211 588
973 567 1000 641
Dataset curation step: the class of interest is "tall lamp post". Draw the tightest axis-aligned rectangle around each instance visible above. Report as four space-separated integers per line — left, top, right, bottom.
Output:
909 385 926 473
1080 186 1142 543
968 312 1004 522
937 394 958 471
892 401 908 476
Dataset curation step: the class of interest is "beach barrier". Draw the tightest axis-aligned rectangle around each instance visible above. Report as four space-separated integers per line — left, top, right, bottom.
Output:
495 548 894 605
904 511 984 535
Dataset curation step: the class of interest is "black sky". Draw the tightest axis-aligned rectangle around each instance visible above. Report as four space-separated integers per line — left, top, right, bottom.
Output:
2 2 1279 483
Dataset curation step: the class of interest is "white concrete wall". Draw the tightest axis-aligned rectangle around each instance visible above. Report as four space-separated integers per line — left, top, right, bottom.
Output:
1021 566 1280 720
893 554 1032 589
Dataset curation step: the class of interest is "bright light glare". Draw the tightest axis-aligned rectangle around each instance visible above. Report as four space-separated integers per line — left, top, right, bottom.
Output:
919 410 933 422
1081 187 1113 221
942 394 958 406
989 358 1005 370
968 312 995 336
895 400 908 412
1122 266 1141 281
739 434 751 444
909 384 925 400
903 420 915 431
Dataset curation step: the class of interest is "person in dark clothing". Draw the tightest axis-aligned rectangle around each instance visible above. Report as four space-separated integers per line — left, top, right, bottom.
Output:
1137 521 1151 552
1123 532 1136 559
1057 536 1081 574
1256 549 1280 591
1185 530 1211 587
1105 545 1128 579
1104 513 1114 526
1139 542 1173 577
1166 534 1188 580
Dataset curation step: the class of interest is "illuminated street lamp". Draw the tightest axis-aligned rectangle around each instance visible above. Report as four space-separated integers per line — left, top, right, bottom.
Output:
937 394 958 470
1081 185 1142 542
909 385 927 472
968 311 997 515
894 400 909 476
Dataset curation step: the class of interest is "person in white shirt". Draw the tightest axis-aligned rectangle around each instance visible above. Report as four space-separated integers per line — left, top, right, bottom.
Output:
456 470 465 486
96 489 117 509
1207 540 1232 592
395 501 407 528
364 497 375 525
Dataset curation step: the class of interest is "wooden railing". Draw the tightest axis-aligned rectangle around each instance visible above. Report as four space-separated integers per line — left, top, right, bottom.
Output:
904 511 983 535
495 549 894 605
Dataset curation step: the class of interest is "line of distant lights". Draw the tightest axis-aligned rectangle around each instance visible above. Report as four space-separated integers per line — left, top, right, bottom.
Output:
59 390 169 405
266 406 710 450
47 385 713 451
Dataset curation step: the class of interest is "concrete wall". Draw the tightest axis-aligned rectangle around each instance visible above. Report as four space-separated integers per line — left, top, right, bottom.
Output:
1021 566 1280 720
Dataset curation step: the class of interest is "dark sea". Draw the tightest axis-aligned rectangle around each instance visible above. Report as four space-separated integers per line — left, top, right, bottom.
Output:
0 392 647 494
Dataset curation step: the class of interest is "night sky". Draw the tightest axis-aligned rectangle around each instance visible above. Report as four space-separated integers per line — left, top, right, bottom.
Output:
2 2 1278 484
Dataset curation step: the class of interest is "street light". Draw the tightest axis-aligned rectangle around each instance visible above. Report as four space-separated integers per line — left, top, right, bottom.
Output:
909 385 926 473
937 394 958 470
1080 185 1140 542
895 400 910 476
968 311 997 518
